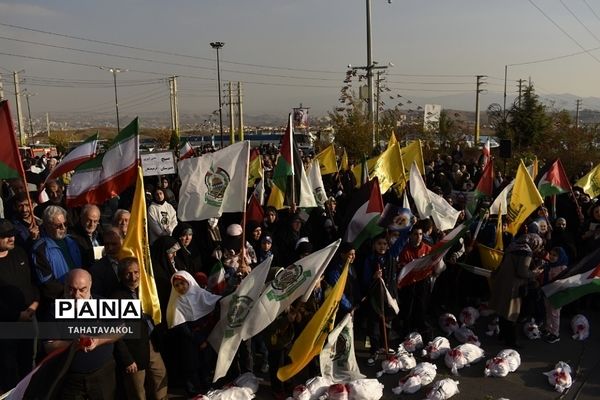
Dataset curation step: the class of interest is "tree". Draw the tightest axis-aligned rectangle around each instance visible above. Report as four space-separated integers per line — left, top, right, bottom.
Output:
48 131 72 155
508 84 551 149
328 95 373 160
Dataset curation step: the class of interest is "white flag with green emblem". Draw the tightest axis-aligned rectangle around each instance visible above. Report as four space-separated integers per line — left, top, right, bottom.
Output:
240 239 341 341
320 313 365 382
177 141 250 221
208 255 272 382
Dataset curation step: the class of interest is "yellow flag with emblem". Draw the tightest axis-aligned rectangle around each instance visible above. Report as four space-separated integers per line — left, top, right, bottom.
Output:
351 155 378 187
277 258 350 382
401 140 425 175
507 160 543 235
315 143 338 175
576 163 600 198
371 142 406 193
118 166 162 324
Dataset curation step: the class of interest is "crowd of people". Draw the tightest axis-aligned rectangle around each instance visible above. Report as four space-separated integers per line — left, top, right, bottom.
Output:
0 142 598 400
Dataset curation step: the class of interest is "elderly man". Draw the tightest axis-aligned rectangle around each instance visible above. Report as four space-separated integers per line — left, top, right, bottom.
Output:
112 257 168 400
89 228 122 298
0 219 39 392
72 204 104 268
112 209 130 238
32 205 83 313
44 269 119 399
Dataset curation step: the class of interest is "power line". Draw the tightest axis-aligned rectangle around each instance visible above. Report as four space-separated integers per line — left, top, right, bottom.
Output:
583 0 600 24
559 0 600 44
0 21 343 74
527 0 600 64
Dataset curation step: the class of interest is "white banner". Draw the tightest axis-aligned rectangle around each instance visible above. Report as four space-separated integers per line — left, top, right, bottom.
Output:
141 151 176 176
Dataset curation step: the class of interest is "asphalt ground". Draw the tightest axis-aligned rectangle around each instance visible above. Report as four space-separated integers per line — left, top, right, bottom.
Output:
169 308 600 399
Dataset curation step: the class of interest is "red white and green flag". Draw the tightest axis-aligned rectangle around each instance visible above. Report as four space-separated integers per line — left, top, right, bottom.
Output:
343 177 384 248
468 159 494 214
178 139 195 160
207 260 226 295
536 158 571 198
45 132 98 183
397 223 469 289
66 118 138 207
0 100 28 182
542 247 600 308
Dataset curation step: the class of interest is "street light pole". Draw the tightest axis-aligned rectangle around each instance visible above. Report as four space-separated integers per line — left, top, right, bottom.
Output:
24 91 36 138
100 67 126 133
210 42 225 148
366 0 375 149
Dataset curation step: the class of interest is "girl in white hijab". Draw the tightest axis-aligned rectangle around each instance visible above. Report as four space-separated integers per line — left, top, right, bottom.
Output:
166 270 221 329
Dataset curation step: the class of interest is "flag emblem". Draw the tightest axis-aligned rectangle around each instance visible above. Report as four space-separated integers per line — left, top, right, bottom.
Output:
204 165 231 207
226 295 253 329
333 328 351 363
267 264 310 301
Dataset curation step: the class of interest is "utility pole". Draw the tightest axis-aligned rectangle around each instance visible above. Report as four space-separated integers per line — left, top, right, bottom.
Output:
228 82 235 144
517 79 525 108
24 91 36 138
13 70 25 146
576 99 582 129
46 112 50 138
237 82 244 142
475 75 487 146
0 73 4 101
375 70 384 145
210 42 225 148
168 76 179 141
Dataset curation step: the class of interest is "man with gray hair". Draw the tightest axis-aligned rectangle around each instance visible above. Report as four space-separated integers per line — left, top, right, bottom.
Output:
32 205 83 315
72 204 104 268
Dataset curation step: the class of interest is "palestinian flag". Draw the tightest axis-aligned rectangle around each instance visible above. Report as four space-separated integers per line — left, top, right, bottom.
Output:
267 113 316 209
178 139 195 160
0 100 28 181
343 177 384 248
6 344 76 400
536 158 571 198
66 118 139 207
208 260 226 295
542 247 600 309
468 159 494 214
397 223 468 289
45 132 98 183
247 193 264 225
369 277 399 317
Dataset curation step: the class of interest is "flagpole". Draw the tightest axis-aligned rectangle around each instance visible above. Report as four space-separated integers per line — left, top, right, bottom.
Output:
379 276 389 355
240 141 250 272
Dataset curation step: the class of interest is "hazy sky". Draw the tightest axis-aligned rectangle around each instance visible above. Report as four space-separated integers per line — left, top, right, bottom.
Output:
2 0 600 124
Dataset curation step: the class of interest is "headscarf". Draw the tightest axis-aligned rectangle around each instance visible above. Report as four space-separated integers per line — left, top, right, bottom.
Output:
506 233 544 255
166 270 221 328
548 246 569 268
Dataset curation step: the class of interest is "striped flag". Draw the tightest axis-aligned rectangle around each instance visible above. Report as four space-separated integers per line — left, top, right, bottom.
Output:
178 139 195 160
45 133 98 183
66 118 138 207
343 177 384 248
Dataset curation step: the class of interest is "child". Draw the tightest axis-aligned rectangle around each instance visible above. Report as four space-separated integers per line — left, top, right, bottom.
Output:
542 247 569 343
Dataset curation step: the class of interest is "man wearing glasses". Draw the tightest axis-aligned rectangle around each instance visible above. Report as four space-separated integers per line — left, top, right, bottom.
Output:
32 205 83 317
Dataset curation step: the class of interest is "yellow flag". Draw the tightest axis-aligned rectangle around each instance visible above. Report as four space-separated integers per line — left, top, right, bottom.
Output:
507 160 543 235
277 259 350 382
576 164 600 198
495 203 503 250
400 140 425 175
351 155 378 187
387 132 398 150
267 184 286 210
371 143 406 193
119 167 162 324
315 144 338 175
340 148 349 171
248 150 263 186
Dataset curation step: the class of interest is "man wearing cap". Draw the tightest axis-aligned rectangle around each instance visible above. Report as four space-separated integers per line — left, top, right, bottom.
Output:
0 219 40 392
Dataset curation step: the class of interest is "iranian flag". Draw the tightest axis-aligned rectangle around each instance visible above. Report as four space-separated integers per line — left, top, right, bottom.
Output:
178 139 195 160
397 223 468 289
542 247 600 308
0 100 28 181
343 177 384 248
537 158 571 198
45 132 98 183
66 118 138 207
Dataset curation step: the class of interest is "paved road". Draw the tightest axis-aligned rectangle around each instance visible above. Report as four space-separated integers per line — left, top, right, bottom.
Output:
170 309 600 399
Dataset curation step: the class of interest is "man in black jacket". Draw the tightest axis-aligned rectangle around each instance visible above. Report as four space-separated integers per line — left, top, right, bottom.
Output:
112 257 167 400
0 219 39 392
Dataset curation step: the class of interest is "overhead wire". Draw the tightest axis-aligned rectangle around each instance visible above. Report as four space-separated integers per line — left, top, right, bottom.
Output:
559 0 600 44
